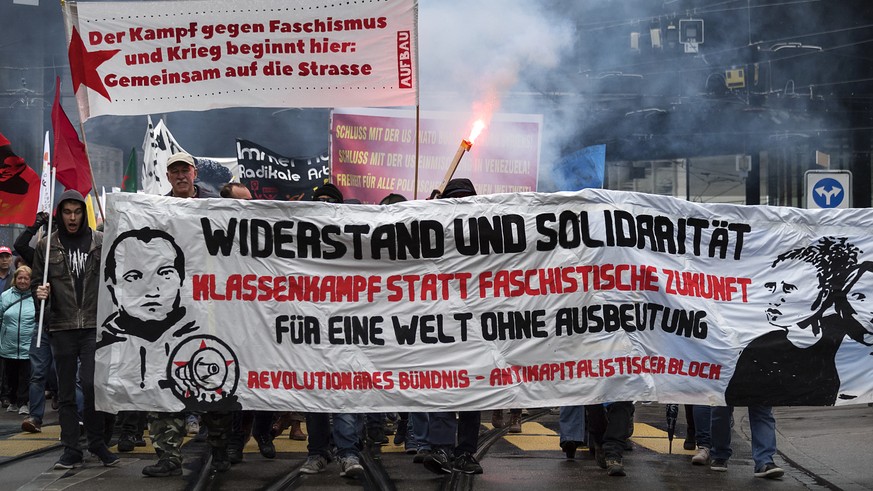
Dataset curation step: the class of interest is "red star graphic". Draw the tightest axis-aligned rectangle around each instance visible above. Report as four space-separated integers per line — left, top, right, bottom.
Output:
68 27 120 101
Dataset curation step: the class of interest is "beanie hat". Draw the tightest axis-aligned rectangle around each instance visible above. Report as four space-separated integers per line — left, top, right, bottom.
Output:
441 178 477 198
379 193 408 205
312 183 344 203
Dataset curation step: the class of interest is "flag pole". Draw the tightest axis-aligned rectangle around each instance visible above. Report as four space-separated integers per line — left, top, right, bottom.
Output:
78 121 106 223
413 104 420 199
35 167 57 349
60 0 104 222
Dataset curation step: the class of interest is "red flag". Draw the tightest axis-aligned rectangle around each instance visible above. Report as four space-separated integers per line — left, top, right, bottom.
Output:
51 77 92 196
0 131 40 225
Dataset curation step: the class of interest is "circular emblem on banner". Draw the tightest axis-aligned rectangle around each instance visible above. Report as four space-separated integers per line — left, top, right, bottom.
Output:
811 177 845 208
167 335 239 405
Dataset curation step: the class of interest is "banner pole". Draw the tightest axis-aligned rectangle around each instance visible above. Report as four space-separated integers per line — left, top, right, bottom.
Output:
413 104 420 200
78 121 106 223
35 167 57 349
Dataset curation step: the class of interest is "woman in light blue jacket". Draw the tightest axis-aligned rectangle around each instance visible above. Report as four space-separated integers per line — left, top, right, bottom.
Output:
0 265 35 414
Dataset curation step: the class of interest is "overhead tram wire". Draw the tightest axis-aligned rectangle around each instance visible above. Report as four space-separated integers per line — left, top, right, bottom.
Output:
574 0 823 33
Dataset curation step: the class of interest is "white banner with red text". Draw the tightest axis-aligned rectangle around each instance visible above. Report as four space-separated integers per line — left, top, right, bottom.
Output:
94 190 873 413
64 0 418 120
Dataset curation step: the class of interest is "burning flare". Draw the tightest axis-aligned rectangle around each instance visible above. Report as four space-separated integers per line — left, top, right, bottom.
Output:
468 119 487 143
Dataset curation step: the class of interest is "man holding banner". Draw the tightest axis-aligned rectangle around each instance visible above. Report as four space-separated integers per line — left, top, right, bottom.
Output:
141 153 231 477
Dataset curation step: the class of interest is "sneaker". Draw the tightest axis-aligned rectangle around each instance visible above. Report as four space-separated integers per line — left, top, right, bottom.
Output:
18 405 29 415
754 462 784 479
393 420 407 445
254 434 276 459
491 410 504 428
691 447 710 465
594 444 607 469
211 447 231 472
606 458 626 477
366 426 388 446
117 434 136 453
453 452 483 474
91 446 120 467
142 458 183 477
185 415 201 436
54 450 84 470
227 444 244 464
300 455 328 474
7 404 19 413
384 417 398 435
423 448 453 474
508 413 522 433
710 458 728 472
21 417 42 433
412 448 431 463
133 434 147 447
338 454 364 478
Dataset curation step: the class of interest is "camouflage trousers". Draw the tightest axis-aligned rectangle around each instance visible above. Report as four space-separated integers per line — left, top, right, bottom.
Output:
148 411 233 464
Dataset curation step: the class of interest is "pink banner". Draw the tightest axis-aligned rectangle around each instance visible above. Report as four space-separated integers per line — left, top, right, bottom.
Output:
330 108 541 203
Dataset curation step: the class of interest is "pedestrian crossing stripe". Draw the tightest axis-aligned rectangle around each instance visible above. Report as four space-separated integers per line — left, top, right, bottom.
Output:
485 421 697 455
0 440 59 456
1 426 61 457
0 421 697 459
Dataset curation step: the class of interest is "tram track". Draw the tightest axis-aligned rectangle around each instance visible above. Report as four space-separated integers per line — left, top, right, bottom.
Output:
442 409 550 491
203 409 552 491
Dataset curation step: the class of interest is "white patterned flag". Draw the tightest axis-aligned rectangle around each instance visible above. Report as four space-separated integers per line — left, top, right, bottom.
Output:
141 116 186 195
37 131 52 214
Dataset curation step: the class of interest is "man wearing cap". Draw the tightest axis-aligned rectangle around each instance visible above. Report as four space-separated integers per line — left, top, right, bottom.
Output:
32 190 119 469
141 156 229 477
0 246 13 292
165 152 217 199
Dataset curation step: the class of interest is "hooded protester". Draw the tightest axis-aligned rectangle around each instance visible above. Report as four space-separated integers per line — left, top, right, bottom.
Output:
32 189 119 469
421 178 485 476
312 183 344 203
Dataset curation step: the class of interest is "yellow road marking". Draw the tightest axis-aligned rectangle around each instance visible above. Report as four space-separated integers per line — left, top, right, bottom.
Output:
629 423 696 455
9 425 61 440
0 440 58 456
1 420 696 459
488 422 695 456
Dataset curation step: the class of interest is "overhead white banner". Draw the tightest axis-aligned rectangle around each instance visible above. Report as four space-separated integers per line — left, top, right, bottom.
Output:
64 0 418 120
95 190 873 413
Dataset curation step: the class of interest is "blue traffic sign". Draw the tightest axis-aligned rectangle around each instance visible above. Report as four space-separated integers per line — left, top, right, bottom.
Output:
811 177 845 208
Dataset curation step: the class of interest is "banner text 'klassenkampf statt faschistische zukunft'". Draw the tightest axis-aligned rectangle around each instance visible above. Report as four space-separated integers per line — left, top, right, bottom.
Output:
94 190 873 413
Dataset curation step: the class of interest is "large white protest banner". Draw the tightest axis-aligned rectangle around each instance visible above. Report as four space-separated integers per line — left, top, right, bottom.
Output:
63 0 418 121
95 190 873 413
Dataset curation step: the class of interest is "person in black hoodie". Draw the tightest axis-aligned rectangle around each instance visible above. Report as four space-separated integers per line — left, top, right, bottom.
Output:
32 190 119 469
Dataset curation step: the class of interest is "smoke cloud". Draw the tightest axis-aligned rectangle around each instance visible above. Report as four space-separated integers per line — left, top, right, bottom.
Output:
2 0 872 199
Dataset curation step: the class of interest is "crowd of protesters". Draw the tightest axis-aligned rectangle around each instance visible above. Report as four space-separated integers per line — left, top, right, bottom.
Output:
0 153 792 480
